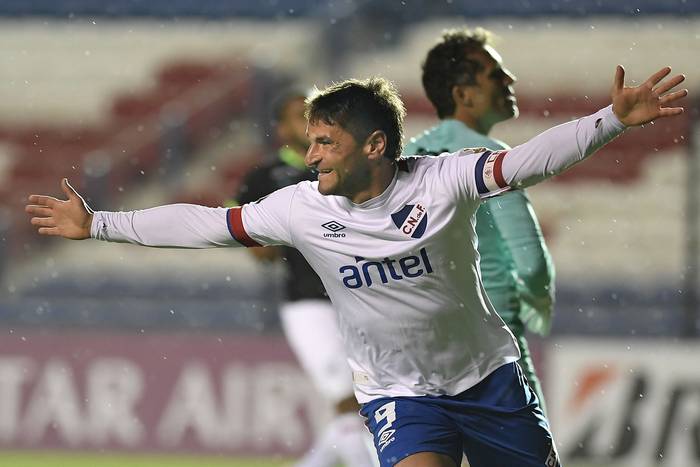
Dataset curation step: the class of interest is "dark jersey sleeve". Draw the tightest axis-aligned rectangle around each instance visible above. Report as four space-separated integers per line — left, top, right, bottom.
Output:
237 166 275 205
235 160 329 302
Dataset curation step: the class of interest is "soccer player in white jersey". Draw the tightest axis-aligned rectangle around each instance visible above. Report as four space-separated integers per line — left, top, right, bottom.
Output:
26 65 686 467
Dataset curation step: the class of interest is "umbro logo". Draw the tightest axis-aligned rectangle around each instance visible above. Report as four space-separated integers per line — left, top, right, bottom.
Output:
378 428 396 452
322 221 346 232
322 221 347 238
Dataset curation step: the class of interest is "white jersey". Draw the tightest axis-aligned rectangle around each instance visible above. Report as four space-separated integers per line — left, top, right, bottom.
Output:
92 106 625 403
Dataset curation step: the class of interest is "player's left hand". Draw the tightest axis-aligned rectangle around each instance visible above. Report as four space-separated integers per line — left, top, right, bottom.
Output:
611 65 687 127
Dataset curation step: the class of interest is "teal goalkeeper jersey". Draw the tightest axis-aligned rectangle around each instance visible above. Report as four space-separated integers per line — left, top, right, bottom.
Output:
404 119 555 335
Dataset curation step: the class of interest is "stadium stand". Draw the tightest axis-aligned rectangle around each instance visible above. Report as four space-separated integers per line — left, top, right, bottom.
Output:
1 14 696 337
0 55 283 332
0 60 256 254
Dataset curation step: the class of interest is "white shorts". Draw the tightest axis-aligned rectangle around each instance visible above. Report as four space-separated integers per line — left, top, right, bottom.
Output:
279 299 354 404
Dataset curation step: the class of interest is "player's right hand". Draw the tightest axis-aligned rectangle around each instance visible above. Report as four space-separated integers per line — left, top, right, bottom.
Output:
25 178 93 240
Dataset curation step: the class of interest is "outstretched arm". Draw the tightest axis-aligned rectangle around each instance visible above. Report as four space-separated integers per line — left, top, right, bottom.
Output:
26 179 235 248
27 179 295 249
493 66 687 192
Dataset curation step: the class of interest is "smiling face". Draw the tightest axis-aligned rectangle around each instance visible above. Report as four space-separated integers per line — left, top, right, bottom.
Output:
304 120 372 201
303 78 401 203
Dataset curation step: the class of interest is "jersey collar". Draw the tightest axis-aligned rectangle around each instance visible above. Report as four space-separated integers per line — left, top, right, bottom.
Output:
339 165 400 211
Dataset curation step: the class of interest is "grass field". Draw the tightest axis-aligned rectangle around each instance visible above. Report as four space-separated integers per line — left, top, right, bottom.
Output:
0 451 290 467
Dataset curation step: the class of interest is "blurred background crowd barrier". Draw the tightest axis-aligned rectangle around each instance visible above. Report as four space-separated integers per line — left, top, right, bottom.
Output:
0 1 698 466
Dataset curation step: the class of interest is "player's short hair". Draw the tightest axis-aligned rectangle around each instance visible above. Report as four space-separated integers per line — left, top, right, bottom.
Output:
422 27 494 118
305 77 406 161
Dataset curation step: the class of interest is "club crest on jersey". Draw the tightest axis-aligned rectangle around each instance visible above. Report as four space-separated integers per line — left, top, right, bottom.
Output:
391 204 428 239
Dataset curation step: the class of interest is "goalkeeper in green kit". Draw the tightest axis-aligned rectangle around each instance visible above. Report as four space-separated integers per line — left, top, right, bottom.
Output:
404 28 554 411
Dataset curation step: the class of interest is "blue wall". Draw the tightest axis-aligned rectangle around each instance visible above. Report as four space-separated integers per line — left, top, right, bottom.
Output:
0 0 694 19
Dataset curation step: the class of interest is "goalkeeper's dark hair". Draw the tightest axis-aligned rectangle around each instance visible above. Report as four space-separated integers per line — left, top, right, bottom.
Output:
422 27 493 118
305 77 406 162
270 88 307 124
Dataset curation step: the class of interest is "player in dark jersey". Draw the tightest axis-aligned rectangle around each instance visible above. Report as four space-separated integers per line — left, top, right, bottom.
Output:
234 90 375 467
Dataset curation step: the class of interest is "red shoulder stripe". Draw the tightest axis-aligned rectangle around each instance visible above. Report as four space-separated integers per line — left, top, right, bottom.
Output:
493 151 508 188
227 207 261 247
